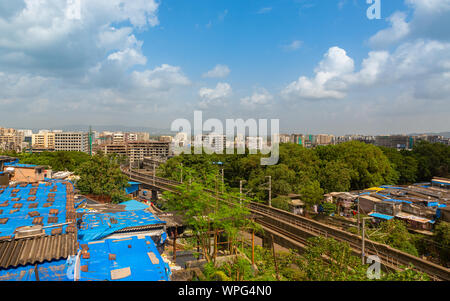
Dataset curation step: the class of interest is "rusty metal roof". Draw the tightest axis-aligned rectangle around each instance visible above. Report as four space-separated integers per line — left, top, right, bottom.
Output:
0 233 77 269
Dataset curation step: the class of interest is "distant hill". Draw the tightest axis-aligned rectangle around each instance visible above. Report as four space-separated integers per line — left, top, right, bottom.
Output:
31 125 174 136
409 132 450 138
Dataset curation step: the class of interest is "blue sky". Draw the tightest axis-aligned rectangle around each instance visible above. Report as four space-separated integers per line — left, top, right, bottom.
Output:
0 0 449 135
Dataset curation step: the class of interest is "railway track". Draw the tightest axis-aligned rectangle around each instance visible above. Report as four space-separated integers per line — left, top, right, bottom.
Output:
123 168 450 281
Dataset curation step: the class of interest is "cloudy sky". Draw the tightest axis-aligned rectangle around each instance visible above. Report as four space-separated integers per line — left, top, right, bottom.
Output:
0 0 449 135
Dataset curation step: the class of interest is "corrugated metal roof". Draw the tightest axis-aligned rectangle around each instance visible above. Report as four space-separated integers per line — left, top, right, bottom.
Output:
0 181 78 271
0 233 77 269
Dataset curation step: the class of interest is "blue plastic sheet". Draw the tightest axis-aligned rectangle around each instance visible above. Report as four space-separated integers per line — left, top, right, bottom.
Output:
77 209 165 242
0 259 71 281
368 212 394 220
120 199 149 211
0 182 69 237
77 236 171 281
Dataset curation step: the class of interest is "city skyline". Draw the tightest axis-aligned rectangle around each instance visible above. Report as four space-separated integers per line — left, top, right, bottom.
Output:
0 1 449 135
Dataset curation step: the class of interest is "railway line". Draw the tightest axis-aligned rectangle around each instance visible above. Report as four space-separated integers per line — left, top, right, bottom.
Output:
122 168 450 281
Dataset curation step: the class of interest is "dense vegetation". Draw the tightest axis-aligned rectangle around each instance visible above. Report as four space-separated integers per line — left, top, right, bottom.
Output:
200 236 429 281
158 141 449 207
0 150 91 172
75 153 130 203
162 174 429 281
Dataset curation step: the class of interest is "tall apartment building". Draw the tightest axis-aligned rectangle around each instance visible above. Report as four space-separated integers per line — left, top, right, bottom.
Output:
18 129 33 147
316 134 335 146
32 131 56 149
279 134 291 144
0 128 23 152
246 136 263 150
102 141 171 163
54 132 90 153
375 135 413 150
111 132 149 144
159 136 173 143
195 134 227 153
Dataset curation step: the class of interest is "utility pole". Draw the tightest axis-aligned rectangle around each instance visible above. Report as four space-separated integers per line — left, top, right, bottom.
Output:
180 163 183 184
265 176 272 207
128 158 132 180
221 168 224 194
239 180 247 206
88 125 93 156
361 217 371 264
357 196 360 236
153 162 156 186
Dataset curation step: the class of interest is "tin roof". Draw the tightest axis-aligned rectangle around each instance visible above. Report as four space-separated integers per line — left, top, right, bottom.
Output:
0 233 77 269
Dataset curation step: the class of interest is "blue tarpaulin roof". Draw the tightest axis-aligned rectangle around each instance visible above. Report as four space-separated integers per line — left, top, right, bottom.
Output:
125 181 141 194
77 209 165 242
0 182 70 237
0 258 72 281
369 212 394 220
431 180 450 186
385 198 413 204
77 236 171 281
120 199 149 211
380 186 404 189
4 161 41 168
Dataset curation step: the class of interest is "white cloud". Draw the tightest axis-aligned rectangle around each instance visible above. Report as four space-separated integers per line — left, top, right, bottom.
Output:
131 64 191 91
0 0 196 123
369 0 450 47
0 0 160 75
282 39 450 102
199 82 232 100
369 12 410 48
240 89 273 108
198 82 232 108
202 64 231 78
282 47 354 99
257 7 272 14
282 40 303 51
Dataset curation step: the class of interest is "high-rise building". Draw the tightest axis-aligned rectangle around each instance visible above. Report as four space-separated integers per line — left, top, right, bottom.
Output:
32 131 56 149
279 134 291 144
102 141 171 163
316 134 335 146
375 135 412 150
54 132 90 152
0 127 23 152
246 136 263 150
196 134 227 153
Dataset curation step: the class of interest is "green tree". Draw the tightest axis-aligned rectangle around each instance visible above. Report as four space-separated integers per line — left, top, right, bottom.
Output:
367 219 419 256
433 221 450 267
332 141 398 190
163 168 255 263
75 153 130 203
318 160 352 193
271 196 291 211
412 141 450 181
380 147 418 184
299 180 324 209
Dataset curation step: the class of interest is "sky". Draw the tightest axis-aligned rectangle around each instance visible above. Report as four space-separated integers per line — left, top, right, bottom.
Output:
0 0 449 135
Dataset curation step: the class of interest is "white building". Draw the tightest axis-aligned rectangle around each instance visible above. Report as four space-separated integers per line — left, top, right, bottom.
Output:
246 136 263 150
54 132 90 153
